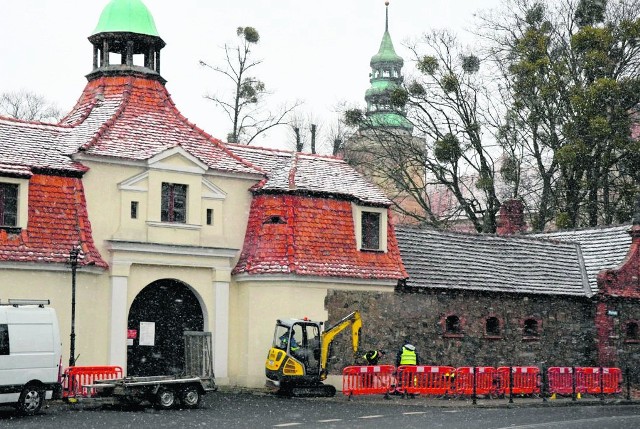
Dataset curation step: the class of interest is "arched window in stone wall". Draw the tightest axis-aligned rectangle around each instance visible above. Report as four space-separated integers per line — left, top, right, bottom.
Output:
522 318 541 340
442 314 464 338
625 321 640 343
484 316 502 338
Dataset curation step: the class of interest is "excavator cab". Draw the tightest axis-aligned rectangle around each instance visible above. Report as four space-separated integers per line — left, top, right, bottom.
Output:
266 319 322 388
265 312 361 397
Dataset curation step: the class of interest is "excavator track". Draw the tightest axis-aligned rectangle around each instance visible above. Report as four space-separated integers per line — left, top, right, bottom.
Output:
278 384 336 398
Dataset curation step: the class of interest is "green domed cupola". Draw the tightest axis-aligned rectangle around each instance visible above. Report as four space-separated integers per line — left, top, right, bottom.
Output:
87 0 166 83
363 1 412 133
93 0 160 36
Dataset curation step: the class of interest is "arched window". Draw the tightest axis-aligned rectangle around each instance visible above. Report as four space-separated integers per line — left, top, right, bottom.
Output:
625 321 640 342
523 318 539 338
485 316 501 337
445 315 461 334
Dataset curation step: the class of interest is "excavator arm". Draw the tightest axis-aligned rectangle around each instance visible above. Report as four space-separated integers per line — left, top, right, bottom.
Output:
319 311 361 379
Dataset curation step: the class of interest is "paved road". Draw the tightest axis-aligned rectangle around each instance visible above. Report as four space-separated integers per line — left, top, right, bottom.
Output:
1 391 640 428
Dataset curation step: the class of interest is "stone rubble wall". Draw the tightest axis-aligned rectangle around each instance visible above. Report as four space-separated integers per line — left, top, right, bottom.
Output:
324 289 597 374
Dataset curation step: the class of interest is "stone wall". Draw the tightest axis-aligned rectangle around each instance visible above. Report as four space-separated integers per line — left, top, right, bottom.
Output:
324 288 596 374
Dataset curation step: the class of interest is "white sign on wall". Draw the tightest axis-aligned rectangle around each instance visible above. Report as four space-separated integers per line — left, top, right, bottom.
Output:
139 321 156 346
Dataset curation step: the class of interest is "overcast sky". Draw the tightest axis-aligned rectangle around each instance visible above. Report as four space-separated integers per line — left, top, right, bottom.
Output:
0 0 503 152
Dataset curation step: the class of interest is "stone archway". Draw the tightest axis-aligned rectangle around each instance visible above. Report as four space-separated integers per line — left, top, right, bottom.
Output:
127 279 204 376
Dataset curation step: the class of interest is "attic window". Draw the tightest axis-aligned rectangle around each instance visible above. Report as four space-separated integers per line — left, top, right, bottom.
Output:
264 216 286 225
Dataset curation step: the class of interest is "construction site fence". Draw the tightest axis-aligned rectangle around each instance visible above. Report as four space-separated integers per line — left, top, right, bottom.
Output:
62 365 123 398
341 365 625 400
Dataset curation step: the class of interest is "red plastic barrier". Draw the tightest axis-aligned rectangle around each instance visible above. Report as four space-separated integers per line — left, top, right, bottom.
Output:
342 365 395 396
497 366 540 395
547 367 574 395
396 365 456 395
453 367 499 396
601 367 622 394
63 366 123 398
575 367 622 395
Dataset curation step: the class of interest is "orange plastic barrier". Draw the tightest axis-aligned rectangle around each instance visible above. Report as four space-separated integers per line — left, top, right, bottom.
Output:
453 367 499 396
63 365 123 398
575 367 622 395
496 366 540 395
342 365 395 396
396 365 456 395
547 367 575 395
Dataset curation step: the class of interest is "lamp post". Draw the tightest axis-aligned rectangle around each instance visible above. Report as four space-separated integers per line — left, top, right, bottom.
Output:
68 246 80 367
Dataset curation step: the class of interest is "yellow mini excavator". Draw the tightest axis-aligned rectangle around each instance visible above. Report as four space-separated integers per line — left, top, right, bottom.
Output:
265 311 361 397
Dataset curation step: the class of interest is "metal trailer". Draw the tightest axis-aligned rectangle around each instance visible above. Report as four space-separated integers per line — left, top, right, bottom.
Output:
77 375 217 409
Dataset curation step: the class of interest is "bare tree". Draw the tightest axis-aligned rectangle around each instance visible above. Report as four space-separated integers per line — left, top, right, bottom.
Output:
0 90 61 123
200 26 299 144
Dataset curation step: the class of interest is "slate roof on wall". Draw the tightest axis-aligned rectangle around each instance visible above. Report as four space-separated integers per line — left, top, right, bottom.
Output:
395 226 592 297
531 224 632 294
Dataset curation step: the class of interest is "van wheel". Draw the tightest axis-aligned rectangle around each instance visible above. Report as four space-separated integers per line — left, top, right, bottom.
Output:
179 386 201 409
16 384 44 415
154 388 176 409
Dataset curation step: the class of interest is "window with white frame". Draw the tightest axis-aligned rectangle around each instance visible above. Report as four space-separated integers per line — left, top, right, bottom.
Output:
0 183 18 227
352 204 387 252
361 211 381 250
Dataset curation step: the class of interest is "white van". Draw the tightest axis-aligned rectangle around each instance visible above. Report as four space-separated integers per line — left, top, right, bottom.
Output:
0 300 62 415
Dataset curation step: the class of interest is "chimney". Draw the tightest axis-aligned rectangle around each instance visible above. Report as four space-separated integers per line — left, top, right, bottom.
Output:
497 199 526 235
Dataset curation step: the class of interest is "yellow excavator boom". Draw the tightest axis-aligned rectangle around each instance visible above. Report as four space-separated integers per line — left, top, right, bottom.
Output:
319 311 361 379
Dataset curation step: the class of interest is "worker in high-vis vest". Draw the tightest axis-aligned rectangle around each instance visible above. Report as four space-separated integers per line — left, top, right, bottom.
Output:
362 349 385 365
396 342 419 366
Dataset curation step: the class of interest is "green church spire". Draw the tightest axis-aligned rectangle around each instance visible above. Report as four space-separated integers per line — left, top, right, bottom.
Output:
364 1 413 133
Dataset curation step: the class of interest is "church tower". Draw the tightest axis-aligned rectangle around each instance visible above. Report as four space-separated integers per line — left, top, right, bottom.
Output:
343 1 425 225
362 1 413 135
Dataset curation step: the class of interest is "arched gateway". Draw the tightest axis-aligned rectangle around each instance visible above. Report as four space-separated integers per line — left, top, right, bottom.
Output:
127 280 204 376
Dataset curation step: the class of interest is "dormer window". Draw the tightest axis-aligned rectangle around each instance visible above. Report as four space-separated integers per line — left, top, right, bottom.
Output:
264 215 286 225
352 204 387 252
362 212 380 250
0 183 18 227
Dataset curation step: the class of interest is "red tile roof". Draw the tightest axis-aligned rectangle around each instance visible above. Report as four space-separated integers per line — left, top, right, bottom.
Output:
64 76 263 176
233 194 407 280
0 174 107 268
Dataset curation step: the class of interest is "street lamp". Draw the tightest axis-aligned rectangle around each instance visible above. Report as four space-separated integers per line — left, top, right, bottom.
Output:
68 246 80 367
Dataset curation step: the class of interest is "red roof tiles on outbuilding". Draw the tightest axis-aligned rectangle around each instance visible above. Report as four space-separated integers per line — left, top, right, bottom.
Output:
233 194 407 280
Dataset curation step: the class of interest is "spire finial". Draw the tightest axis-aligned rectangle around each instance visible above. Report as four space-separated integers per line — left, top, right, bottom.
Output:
385 1 390 32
